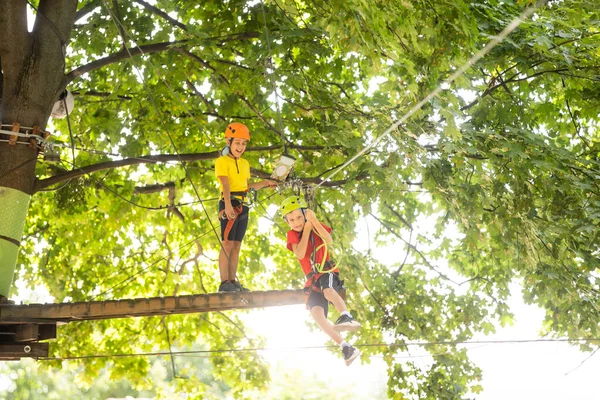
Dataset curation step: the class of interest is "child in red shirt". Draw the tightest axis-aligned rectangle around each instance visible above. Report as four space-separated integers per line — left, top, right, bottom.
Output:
281 196 361 366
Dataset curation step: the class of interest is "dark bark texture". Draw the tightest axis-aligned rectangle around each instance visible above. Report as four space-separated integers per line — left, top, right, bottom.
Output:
0 0 78 194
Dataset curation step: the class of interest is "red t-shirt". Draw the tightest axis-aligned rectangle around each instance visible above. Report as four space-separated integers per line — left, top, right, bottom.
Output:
286 225 338 279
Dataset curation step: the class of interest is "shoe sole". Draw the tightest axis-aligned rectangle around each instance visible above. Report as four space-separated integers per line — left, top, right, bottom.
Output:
345 349 361 366
218 286 239 293
333 321 361 332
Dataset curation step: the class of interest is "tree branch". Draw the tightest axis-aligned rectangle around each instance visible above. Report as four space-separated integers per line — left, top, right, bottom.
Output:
185 79 226 122
111 0 128 50
64 40 186 84
251 168 370 187
35 150 218 192
562 78 590 148
134 181 176 194
369 212 459 285
132 0 188 31
71 90 132 100
34 144 340 192
75 0 101 22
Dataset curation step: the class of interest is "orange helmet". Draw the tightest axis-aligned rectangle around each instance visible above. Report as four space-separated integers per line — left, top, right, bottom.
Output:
224 122 250 141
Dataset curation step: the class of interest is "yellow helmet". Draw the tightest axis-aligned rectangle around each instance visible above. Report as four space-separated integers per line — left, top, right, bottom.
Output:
280 196 307 218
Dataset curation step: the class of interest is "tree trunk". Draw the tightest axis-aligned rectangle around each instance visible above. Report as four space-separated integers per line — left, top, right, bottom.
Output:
0 0 78 298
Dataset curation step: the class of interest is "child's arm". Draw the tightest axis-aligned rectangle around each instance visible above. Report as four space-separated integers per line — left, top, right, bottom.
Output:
218 176 236 220
248 179 277 190
291 221 313 260
304 209 333 244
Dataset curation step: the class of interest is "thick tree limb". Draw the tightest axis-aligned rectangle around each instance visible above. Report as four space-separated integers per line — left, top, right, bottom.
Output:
0 1 29 56
64 40 186 84
35 144 340 192
35 150 218 192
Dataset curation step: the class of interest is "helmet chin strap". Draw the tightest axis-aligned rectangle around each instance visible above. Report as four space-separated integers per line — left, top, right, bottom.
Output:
223 138 239 159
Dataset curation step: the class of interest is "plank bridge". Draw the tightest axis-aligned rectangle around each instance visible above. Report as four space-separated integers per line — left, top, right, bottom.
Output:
0 289 304 360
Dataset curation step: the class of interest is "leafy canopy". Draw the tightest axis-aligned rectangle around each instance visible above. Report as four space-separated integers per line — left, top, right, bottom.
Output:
10 0 600 398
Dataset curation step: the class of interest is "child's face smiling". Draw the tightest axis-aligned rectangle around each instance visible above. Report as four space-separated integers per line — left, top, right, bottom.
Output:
229 138 248 158
285 209 305 232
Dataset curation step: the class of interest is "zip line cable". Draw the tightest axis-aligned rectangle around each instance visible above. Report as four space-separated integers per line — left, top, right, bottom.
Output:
37 337 600 361
315 0 547 189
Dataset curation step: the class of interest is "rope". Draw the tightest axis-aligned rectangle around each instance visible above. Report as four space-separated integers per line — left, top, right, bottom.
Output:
90 228 214 300
63 97 76 171
99 0 230 270
315 0 547 189
260 0 287 154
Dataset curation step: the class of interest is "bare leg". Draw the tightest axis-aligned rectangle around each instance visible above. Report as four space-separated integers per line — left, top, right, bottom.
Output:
323 288 348 314
310 306 343 344
228 241 242 280
218 241 237 281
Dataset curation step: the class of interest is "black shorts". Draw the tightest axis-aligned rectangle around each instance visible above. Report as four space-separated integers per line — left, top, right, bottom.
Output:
219 199 249 242
306 273 344 318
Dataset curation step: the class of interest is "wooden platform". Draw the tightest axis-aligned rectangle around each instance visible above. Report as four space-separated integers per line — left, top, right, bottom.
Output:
0 289 304 359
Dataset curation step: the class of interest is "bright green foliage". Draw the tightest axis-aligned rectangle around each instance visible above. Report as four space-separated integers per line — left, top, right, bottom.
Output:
10 0 600 398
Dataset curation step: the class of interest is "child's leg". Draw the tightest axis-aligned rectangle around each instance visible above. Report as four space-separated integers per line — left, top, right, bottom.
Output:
322 281 361 332
322 288 348 314
218 241 237 281
310 306 343 344
227 241 242 280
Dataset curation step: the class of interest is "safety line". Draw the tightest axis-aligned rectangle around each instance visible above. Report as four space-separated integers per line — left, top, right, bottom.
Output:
37 337 600 361
90 228 214 300
99 0 230 268
260 0 287 154
315 0 547 188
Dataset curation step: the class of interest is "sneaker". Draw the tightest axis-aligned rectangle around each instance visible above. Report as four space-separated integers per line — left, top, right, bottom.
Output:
218 281 238 293
232 281 250 292
334 314 361 332
342 345 361 366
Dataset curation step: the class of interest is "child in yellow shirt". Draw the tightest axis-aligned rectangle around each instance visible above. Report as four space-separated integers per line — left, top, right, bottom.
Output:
215 122 276 292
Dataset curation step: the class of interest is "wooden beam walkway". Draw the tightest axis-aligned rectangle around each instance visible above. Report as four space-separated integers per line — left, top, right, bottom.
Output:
0 290 304 359
0 289 304 323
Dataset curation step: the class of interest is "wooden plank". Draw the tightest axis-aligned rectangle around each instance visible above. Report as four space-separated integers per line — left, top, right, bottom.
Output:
0 342 49 359
0 290 304 323
14 324 39 342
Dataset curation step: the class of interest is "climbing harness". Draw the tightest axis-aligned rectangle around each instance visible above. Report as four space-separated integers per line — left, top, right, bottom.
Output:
219 190 252 242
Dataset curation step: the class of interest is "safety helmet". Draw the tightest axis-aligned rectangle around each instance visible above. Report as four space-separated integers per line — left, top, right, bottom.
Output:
224 122 250 141
280 196 307 218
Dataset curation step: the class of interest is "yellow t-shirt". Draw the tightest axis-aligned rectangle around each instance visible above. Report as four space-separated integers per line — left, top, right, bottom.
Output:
215 155 250 193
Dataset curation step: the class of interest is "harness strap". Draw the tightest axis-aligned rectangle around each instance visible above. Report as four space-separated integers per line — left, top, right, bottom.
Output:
221 191 248 202
219 203 244 241
309 231 330 273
